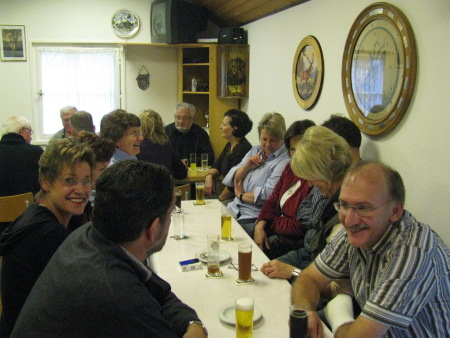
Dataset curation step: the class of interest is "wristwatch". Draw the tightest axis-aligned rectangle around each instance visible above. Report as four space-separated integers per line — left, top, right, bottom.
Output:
291 267 301 279
188 320 208 336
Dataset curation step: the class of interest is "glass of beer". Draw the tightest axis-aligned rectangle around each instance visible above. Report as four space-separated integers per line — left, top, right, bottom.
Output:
201 153 208 170
235 298 254 338
189 153 197 169
221 206 232 240
195 182 206 205
207 234 221 276
289 304 308 338
238 243 252 281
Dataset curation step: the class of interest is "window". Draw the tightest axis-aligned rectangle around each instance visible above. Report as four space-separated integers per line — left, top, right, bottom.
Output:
34 45 122 140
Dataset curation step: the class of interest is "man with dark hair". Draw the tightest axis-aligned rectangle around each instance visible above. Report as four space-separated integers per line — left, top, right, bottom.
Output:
292 161 450 337
12 161 207 337
69 110 95 134
322 114 361 163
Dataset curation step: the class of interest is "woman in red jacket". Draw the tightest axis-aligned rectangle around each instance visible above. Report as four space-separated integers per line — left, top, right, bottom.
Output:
253 120 315 259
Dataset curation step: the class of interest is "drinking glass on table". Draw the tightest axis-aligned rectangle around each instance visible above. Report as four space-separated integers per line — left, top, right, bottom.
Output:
221 206 232 240
190 153 197 169
235 298 254 338
238 243 252 281
172 212 187 240
201 153 208 170
174 188 182 212
195 182 205 205
289 304 308 338
207 234 221 276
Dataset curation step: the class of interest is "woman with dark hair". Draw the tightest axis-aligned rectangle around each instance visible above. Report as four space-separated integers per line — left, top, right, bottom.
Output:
204 109 252 200
137 109 187 180
253 120 315 259
100 109 143 165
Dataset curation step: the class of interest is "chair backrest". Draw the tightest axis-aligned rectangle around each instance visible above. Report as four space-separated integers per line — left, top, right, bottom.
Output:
176 184 191 200
0 192 34 223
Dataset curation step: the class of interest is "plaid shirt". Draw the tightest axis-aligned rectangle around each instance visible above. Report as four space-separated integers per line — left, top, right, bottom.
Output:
316 210 450 337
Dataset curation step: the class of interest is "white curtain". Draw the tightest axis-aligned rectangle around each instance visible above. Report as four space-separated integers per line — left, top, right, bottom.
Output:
38 47 119 136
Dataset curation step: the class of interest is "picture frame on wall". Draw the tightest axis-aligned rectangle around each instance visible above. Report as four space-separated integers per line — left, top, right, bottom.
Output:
292 35 323 110
0 25 27 61
341 3 417 136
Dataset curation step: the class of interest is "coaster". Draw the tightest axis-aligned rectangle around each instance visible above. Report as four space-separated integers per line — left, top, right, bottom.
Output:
220 237 234 242
170 235 190 240
205 271 224 279
193 202 206 206
235 278 255 285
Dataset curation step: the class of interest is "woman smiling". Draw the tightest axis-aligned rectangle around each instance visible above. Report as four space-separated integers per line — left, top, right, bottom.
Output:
0 138 94 337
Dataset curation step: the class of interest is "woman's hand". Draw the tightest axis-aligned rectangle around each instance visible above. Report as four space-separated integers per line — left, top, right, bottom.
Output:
204 174 214 196
234 178 243 197
254 221 269 250
246 149 265 170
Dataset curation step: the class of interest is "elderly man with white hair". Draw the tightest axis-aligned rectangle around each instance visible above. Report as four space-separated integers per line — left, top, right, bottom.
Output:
0 116 43 198
50 105 77 141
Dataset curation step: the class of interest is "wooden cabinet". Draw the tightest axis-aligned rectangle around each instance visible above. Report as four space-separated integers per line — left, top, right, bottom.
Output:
177 44 238 160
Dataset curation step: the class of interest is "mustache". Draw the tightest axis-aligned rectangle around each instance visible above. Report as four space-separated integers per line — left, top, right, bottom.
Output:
347 223 368 232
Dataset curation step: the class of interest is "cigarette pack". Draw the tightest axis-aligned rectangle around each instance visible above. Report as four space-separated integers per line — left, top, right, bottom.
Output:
178 258 202 272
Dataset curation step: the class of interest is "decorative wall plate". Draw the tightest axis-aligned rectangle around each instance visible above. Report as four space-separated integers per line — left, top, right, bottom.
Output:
342 2 417 135
292 35 324 110
111 9 140 38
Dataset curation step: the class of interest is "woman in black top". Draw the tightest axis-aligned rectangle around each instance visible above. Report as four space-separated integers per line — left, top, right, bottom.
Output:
205 109 253 200
137 109 187 180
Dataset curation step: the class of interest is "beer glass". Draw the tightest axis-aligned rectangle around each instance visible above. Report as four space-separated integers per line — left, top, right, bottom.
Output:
289 304 308 338
201 153 208 170
235 298 254 338
238 243 252 281
189 153 197 169
221 206 232 240
174 188 182 212
195 182 206 205
172 212 187 240
207 234 221 276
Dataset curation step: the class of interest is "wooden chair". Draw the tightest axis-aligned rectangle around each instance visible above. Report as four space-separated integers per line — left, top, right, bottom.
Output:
0 192 34 223
175 184 191 200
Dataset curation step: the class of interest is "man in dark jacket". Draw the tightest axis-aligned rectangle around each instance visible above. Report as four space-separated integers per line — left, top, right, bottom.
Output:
0 116 43 198
12 161 207 337
165 102 214 166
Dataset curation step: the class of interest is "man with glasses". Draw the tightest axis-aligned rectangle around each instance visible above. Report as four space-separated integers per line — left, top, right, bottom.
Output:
291 161 450 337
0 116 43 199
165 102 214 166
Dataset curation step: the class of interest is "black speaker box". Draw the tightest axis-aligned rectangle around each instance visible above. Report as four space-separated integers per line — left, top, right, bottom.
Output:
218 27 247 44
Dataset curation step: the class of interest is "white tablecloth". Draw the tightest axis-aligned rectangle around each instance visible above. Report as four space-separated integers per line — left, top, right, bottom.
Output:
150 199 292 337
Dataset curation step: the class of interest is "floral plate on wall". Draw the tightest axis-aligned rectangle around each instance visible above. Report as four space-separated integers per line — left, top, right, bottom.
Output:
111 9 140 38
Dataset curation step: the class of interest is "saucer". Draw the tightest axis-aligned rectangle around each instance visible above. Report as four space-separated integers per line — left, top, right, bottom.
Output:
218 303 262 325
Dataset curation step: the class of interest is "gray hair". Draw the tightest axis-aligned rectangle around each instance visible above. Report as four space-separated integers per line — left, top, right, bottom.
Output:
175 102 196 117
2 116 31 136
60 105 77 117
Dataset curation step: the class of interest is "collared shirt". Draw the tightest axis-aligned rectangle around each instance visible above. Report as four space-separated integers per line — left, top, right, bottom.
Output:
120 246 152 282
316 210 450 337
223 144 290 220
109 149 137 166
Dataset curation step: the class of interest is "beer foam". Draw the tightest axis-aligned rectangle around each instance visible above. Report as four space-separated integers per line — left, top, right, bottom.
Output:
236 298 254 311
238 244 252 253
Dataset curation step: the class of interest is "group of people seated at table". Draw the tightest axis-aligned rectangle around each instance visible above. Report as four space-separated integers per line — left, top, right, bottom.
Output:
0 102 448 337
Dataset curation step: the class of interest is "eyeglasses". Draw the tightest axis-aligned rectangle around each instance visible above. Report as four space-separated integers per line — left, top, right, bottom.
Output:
56 177 92 187
23 128 34 135
333 200 392 217
228 262 259 271
175 115 192 122
126 131 142 137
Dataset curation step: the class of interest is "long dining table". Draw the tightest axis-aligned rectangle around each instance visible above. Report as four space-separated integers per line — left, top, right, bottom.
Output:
149 199 292 337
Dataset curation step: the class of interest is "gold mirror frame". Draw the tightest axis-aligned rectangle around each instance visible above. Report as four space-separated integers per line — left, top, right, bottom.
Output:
342 2 417 135
292 35 324 109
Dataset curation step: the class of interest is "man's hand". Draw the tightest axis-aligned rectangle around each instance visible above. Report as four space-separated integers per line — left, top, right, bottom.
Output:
254 221 269 250
261 260 294 279
234 178 243 197
183 322 207 338
306 310 324 338
246 149 265 170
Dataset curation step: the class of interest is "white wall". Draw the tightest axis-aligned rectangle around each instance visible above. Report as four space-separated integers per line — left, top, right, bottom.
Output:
0 0 178 133
242 0 450 244
1 0 449 244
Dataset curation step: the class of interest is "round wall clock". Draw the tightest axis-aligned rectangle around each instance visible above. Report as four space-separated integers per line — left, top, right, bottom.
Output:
111 9 140 38
292 35 324 109
342 2 417 135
